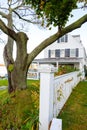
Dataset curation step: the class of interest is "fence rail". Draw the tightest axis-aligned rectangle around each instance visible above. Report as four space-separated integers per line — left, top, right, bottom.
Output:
27 70 39 80
53 71 81 117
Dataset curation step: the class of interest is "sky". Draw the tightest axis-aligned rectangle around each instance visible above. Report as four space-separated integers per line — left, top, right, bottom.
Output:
0 2 87 64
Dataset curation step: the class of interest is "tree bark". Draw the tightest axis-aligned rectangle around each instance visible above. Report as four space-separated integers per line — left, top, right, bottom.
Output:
3 13 29 92
9 32 29 91
11 65 28 91
3 12 15 93
9 32 29 92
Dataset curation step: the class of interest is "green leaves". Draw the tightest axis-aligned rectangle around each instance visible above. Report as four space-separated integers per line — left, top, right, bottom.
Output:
8 64 14 72
25 0 77 28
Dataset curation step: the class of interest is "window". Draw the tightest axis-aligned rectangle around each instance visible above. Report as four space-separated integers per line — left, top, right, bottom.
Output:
57 34 68 43
70 49 76 57
55 49 60 57
65 49 70 57
60 49 65 57
70 48 79 57
61 36 64 42
50 50 55 58
65 34 68 42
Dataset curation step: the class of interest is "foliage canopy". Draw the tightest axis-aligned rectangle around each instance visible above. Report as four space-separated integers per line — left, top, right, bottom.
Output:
24 0 77 28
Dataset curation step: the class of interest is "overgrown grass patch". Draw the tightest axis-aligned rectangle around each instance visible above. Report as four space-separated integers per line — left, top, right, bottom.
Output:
0 79 39 130
58 81 87 130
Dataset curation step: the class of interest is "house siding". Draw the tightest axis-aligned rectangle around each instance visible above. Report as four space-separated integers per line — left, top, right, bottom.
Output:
44 34 86 59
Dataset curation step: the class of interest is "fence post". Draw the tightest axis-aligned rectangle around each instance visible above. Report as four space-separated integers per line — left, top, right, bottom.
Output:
38 66 56 130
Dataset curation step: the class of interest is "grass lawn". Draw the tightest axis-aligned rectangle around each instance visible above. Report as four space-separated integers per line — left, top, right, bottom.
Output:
58 81 87 130
0 79 8 86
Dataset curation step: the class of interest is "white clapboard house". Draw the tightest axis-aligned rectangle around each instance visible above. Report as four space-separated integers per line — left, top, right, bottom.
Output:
29 34 87 79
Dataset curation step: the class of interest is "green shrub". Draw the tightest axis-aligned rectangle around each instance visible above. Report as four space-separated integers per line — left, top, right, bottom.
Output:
55 65 78 76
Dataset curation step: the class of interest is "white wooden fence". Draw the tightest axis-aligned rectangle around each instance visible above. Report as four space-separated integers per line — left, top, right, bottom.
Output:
27 70 39 80
38 66 84 130
53 71 81 117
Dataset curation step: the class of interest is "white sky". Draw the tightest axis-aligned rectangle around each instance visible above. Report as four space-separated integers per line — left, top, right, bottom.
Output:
0 3 87 64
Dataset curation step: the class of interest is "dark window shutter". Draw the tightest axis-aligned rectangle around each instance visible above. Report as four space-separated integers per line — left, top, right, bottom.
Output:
55 49 60 57
48 50 51 58
76 48 79 57
57 38 60 43
65 49 70 57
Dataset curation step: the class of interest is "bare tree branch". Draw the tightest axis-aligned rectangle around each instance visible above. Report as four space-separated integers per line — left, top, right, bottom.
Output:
0 11 8 18
0 6 8 10
13 24 20 31
13 10 40 24
0 19 17 40
12 1 24 11
9 0 18 6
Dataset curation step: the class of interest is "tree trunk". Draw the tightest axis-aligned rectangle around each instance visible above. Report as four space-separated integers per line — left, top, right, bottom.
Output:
11 64 28 91
11 67 27 91
3 12 15 93
7 32 29 93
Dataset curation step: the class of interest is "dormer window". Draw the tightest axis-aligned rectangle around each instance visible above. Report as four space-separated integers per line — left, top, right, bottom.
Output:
57 34 68 43
65 34 68 42
61 36 64 42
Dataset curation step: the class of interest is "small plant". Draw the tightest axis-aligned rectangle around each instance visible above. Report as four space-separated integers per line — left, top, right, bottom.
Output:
55 65 78 76
21 109 39 130
77 72 82 77
57 87 64 101
8 64 14 72
2 96 11 105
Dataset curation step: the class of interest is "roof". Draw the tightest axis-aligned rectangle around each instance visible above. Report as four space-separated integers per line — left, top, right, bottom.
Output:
0 64 5 66
32 57 83 64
